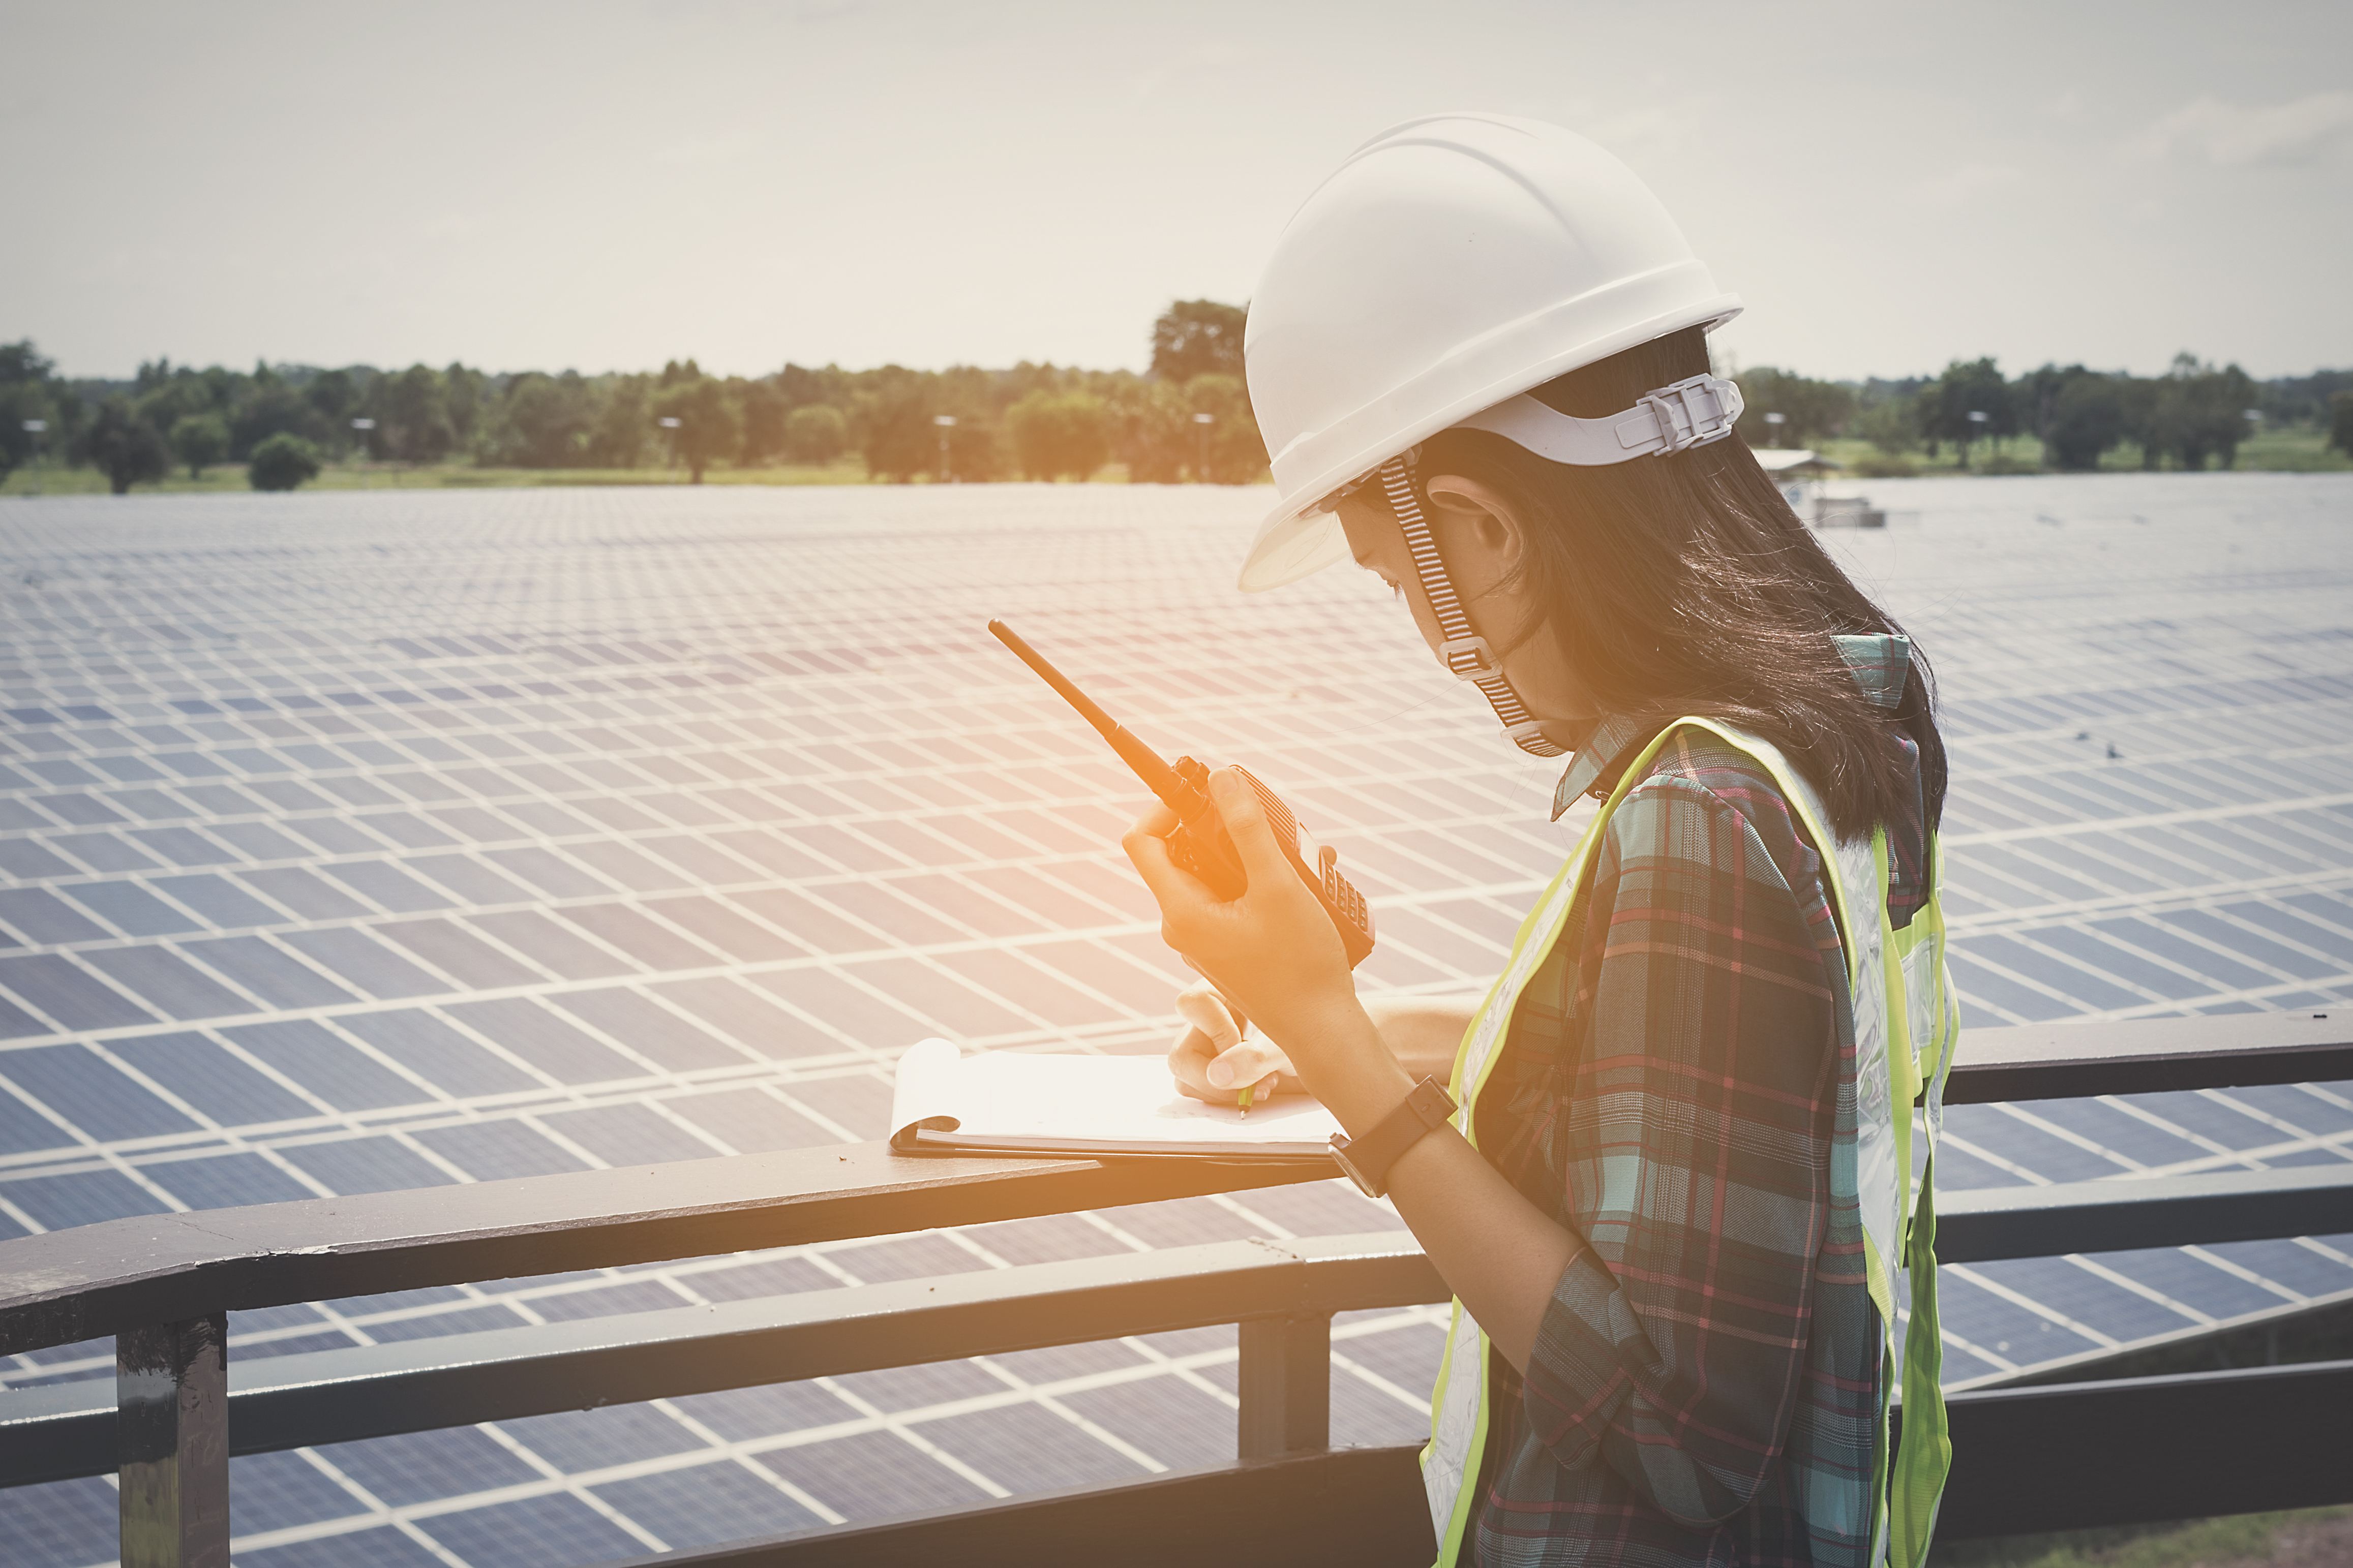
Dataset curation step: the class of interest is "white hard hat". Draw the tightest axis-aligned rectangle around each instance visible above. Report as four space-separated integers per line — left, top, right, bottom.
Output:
1239 113 1742 592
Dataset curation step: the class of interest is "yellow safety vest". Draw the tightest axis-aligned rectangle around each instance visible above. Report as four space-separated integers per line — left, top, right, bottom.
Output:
1421 719 1959 1567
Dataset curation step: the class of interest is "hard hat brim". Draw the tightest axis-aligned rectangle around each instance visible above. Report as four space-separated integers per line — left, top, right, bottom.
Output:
1239 291 1742 593
1238 507 1353 594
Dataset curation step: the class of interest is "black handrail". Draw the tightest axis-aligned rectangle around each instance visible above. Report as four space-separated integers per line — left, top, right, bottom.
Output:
0 1140 1324 1358
0 1013 2346 1566
8 1157 2352 1492
5 1014 2343 1358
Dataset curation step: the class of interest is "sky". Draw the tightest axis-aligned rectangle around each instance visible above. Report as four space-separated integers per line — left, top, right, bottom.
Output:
6 0 2350 382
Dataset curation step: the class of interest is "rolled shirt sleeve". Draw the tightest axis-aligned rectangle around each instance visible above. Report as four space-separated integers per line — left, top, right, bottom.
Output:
1513 768 1843 1528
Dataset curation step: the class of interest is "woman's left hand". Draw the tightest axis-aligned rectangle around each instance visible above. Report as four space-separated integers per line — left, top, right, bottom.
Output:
1121 768 1363 1072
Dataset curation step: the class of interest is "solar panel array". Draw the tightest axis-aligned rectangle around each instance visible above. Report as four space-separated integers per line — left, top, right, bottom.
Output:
2 473 2349 1567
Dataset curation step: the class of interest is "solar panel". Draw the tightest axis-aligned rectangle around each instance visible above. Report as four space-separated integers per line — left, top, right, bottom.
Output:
1 474 2349 1563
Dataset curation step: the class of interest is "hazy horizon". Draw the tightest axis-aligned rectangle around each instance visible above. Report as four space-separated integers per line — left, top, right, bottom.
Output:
7 0 2349 384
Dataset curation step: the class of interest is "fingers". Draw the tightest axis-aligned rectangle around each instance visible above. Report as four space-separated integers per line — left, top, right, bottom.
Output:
1121 813 1199 913
1168 1031 1287 1101
1208 769 1295 886
1167 1033 1220 1101
1174 985 1275 1089
1174 985 1242 1052
1203 1036 1287 1092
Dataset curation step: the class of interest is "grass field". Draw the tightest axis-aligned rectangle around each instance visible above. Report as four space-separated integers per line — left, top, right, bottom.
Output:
1 455 879 496
5 428 2344 496
1816 424 2351 478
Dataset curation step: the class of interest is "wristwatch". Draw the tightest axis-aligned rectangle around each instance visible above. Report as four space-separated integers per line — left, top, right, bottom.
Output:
1330 1077 1458 1198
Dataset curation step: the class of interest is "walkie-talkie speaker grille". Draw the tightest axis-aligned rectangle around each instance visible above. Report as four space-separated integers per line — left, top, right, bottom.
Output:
1233 766 1375 959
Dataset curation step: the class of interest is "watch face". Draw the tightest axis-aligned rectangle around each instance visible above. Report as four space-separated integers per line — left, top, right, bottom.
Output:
1329 1135 1381 1198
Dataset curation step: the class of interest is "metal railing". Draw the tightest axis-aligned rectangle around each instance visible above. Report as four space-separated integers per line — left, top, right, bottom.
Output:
3 1011 2348 1566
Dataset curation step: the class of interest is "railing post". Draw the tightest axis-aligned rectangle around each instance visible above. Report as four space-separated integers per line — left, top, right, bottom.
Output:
1238 1313 1331 1459
118 1314 229 1568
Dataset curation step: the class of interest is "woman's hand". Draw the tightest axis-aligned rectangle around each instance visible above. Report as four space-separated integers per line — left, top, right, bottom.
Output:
1166 982 1299 1103
1121 768 1364 1079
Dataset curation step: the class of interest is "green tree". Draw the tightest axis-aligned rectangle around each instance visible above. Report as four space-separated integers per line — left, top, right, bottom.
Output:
485 373 595 467
856 372 941 482
654 375 740 482
169 414 230 478
230 383 325 460
2011 364 2070 446
133 363 222 438
737 380 788 467
377 364 456 463
1106 372 1263 483
1918 357 2012 467
2262 370 2353 427
2044 375 2127 471
2330 390 2353 455
588 375 653 467
2118 377 2164 470
77 398 170 494
1110 377 1195 483
304 370 359 453
1851 397 1918 456
0 340 58 482
934 366 1007 480
2159 354 2257 470
1732 367 1857 447
248 433 323 491
783 403 847 464
778 362 855 414
442 362 486 451
1150 300 1247 383
1005 390 1111 480
1185 374 1265 483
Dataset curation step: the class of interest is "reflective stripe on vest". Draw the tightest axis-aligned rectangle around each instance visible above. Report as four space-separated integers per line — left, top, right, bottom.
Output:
1419 719 1958 1568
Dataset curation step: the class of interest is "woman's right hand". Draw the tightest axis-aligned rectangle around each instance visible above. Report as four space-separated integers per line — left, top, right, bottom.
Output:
1166 982 1298 1104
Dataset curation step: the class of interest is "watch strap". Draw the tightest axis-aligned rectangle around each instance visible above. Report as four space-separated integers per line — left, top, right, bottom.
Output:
1330 1077 1457 1198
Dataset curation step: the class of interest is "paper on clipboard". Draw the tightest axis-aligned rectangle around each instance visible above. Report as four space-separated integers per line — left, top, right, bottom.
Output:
888 1038 1341 1161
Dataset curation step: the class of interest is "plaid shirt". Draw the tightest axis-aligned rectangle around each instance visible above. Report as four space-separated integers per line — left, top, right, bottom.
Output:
1469 635 1923 1568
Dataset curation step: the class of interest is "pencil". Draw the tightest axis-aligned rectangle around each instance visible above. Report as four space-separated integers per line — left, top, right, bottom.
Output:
1238 1084 1253 1118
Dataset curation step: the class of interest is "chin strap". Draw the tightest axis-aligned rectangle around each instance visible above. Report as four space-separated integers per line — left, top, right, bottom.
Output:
1378 457 1564 759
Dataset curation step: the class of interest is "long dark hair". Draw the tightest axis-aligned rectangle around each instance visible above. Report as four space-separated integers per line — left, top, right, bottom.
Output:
1416 327 1946 840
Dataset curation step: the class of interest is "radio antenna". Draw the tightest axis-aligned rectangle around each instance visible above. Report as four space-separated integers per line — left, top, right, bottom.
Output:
988 620 1193 810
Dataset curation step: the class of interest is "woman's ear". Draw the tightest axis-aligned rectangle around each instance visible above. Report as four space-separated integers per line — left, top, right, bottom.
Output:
1422 472 1528 577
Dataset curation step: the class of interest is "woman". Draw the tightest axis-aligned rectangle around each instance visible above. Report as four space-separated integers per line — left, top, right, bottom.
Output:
1121 116 1959 1567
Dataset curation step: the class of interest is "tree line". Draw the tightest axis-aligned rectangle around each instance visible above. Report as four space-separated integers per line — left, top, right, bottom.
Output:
0 299 1262 493
1732 353 2353 471
6 306 2348 493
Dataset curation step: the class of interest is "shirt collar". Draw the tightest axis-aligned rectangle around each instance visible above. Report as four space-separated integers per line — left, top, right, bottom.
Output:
1549 633 1913 821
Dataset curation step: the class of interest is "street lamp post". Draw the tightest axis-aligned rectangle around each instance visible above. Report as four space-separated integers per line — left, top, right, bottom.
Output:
350 418 376 487
1762 411 1786 448
657 415 682 475
20 418 46 496
1192 411 1215 481
1966 409 1989 468
933 414 957 483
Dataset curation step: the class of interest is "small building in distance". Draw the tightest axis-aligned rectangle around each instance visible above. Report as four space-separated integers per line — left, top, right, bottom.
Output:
1752 448 1884 528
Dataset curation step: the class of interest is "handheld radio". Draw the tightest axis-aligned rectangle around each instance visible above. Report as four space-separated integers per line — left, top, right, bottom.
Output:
987 620 1376 969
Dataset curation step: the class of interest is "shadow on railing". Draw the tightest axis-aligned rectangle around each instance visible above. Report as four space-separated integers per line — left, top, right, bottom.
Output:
3 1013 2350 1567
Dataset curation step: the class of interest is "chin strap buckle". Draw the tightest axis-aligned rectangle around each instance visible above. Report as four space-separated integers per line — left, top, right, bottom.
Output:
1437 633 1503 683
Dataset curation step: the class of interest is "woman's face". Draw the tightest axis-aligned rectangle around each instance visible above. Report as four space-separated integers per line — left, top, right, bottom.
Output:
1334 473 1596 744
